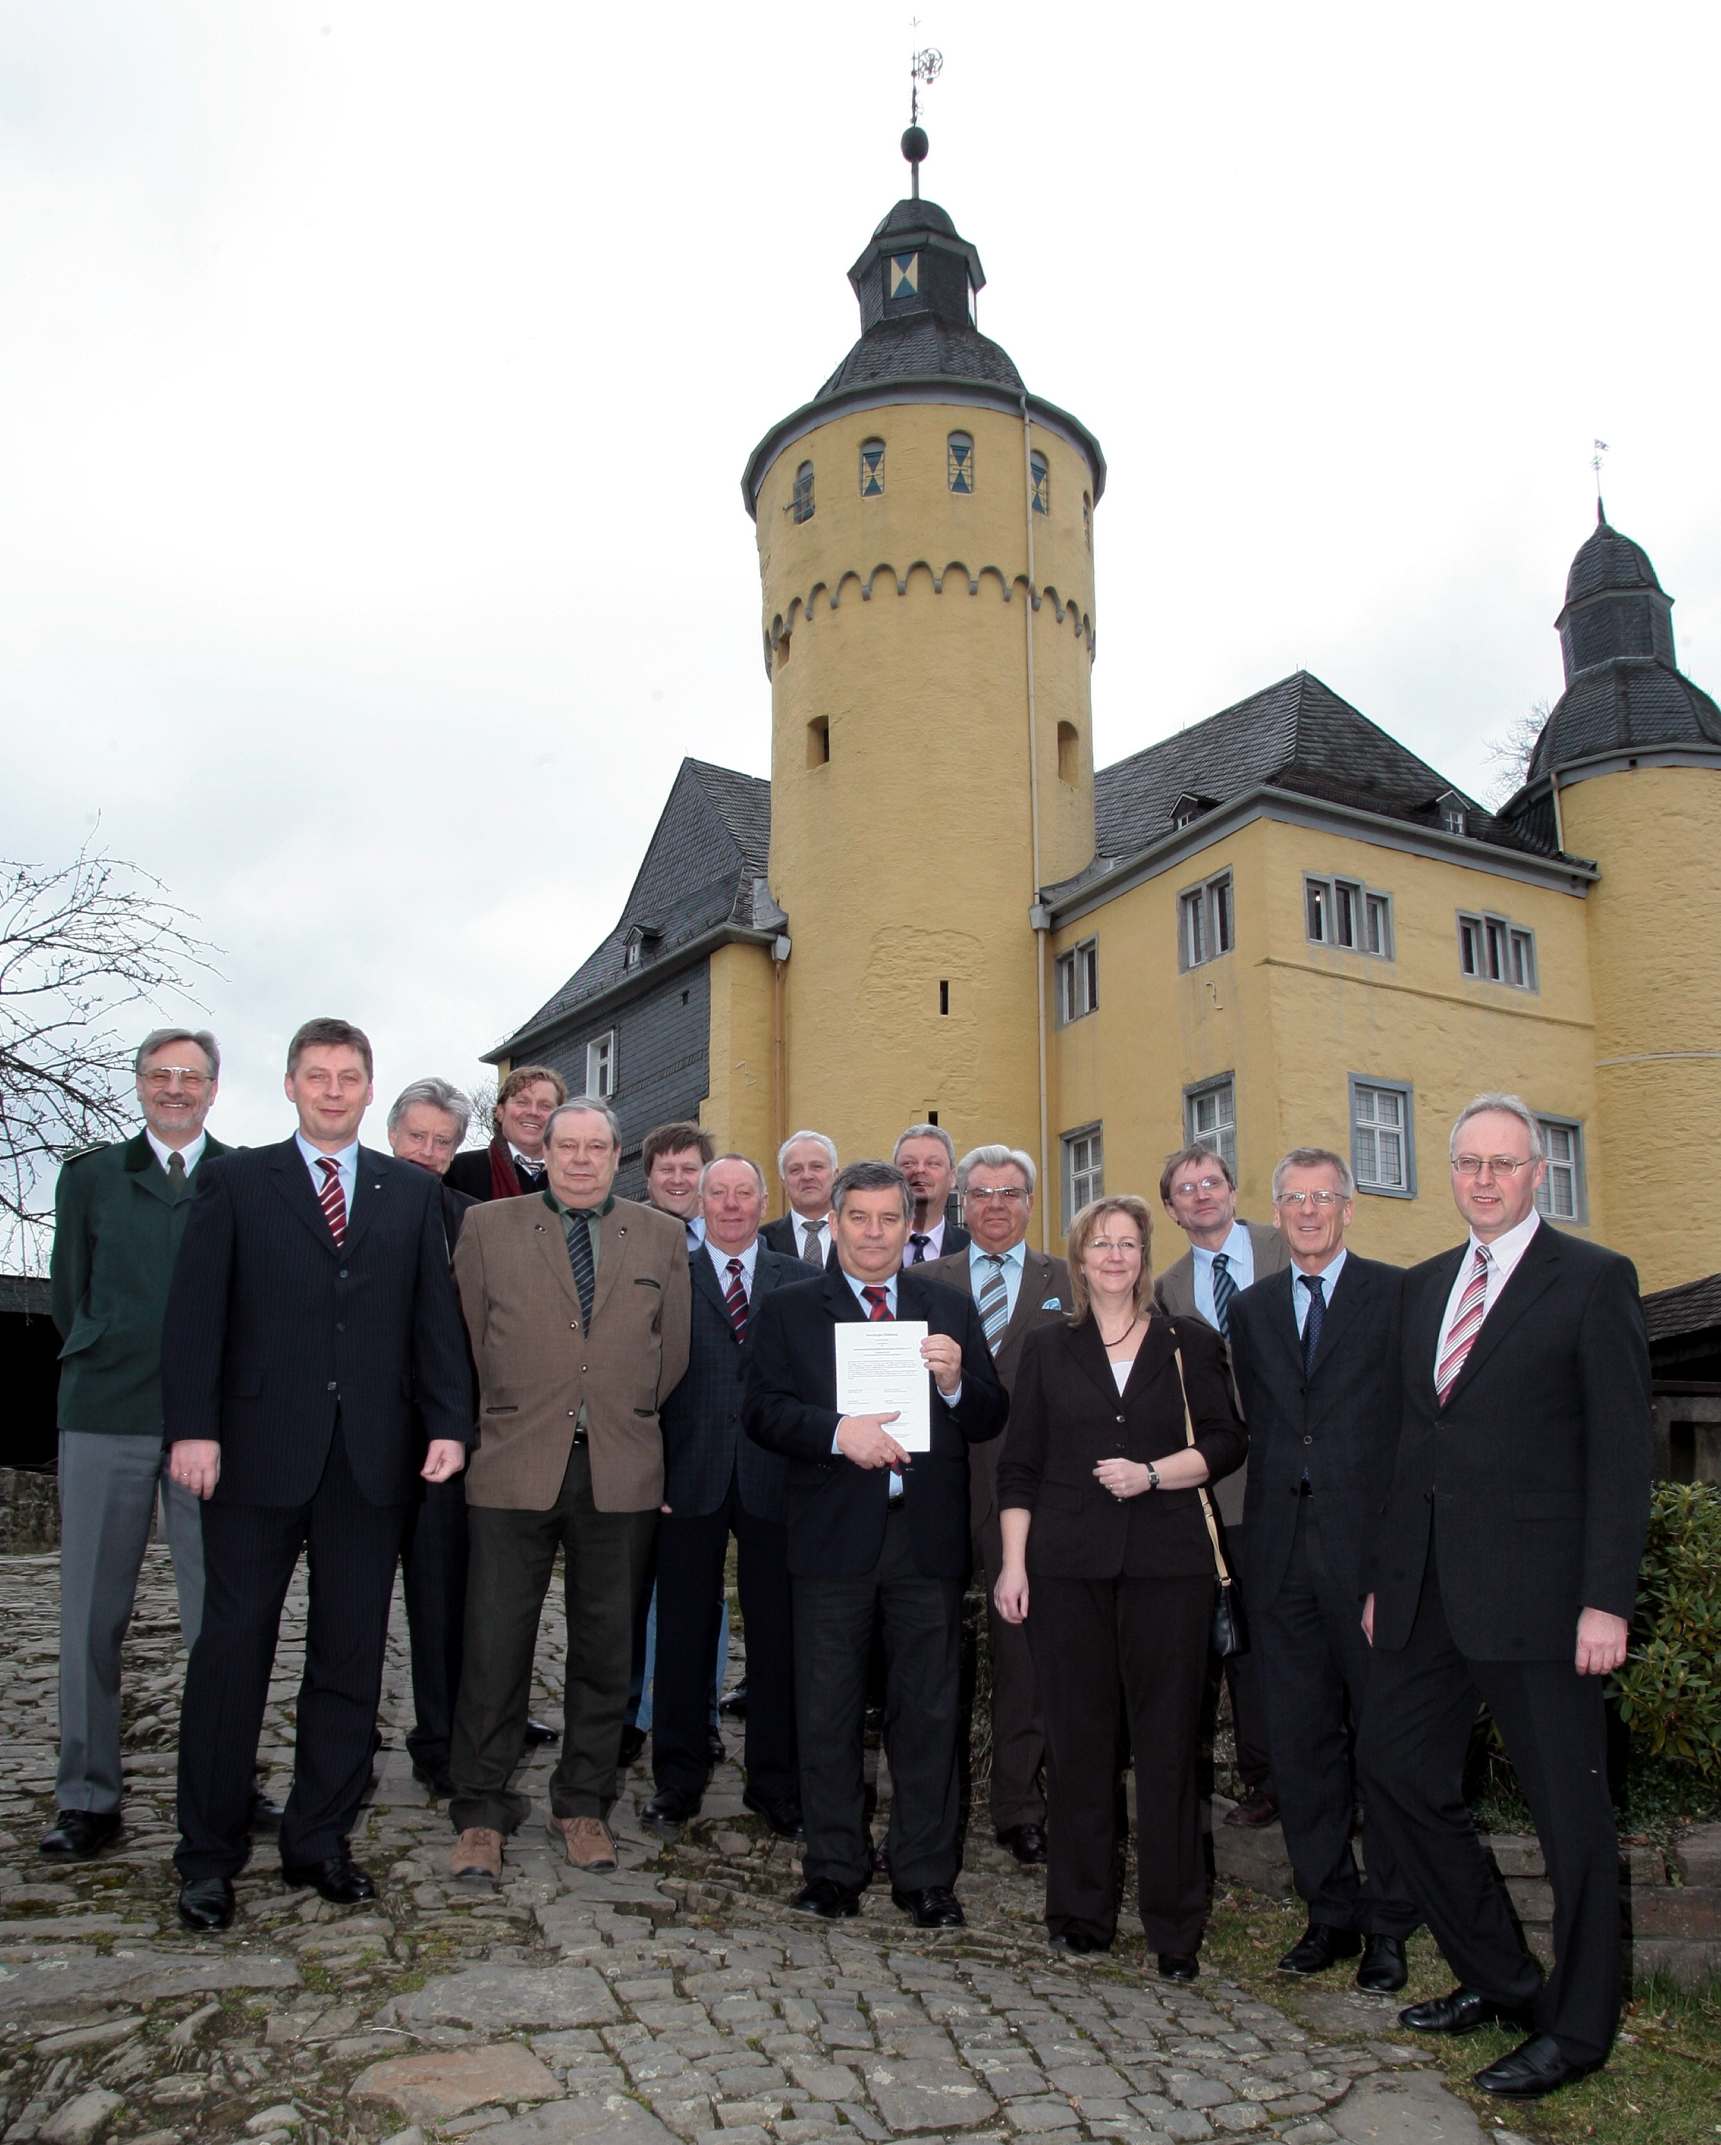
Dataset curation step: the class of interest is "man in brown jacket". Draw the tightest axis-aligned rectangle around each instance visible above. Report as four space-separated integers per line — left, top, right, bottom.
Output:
446 1099 690 1884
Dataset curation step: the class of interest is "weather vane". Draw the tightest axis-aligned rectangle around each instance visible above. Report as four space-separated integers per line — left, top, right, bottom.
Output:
1592 438 1609 520
904 28 942 198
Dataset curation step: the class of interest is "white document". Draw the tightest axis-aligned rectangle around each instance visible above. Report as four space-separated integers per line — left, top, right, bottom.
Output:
835 1320 932 1452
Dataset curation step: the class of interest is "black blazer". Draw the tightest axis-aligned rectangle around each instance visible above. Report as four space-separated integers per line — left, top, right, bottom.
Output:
1367 1224 1651 1662
661 1242 802 1521
439 1181 477 1253
161 1137 474 1509
1228 1254 1402 1609
761 1213 837 1268
996 1314 1246 1580
908 1222 970 1261
445 1143 541 1202
742 1266 1007 1580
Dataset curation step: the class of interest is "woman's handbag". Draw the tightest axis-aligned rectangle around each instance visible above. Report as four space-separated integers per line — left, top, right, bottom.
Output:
1170 1341 1247 1659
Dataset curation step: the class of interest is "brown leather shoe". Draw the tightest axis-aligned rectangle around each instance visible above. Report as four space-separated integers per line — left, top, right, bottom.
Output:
550 1813 617 1871
450 1826 504 1887
1223 1784 1280 1828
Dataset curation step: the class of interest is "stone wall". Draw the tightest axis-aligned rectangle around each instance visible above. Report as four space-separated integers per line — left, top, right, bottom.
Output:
0 1467 59 1553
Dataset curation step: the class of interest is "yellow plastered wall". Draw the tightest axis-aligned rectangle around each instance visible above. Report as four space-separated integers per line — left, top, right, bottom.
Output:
700 940 781 1172
756 401 1099 1165
1561 765 1721 1294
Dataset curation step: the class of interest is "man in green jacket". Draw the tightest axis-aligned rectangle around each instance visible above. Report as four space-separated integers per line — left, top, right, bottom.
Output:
42 1027 241 1858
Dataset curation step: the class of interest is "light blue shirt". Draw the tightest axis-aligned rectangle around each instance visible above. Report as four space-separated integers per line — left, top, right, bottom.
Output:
296 1131 359 1215
685 1214 707 1250
968 1238 1026 1325
1291 1248 1348 1336
1192 1221 1255 1326
704 1237 757 1292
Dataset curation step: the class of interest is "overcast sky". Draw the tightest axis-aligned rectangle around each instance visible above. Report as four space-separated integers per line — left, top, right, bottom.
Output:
4 0 1717 1169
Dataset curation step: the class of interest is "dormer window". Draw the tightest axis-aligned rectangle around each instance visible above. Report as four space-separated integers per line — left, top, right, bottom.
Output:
622 924 660 973
1171 792 1210 830
1437 790 1468 837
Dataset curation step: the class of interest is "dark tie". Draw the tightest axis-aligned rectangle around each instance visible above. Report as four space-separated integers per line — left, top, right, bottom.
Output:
978 1255 1009 1355
908 1234 931 1264
164 1151 188 1203
1300 1272 1325 1377
723 1256 749 1341
517 1159 545 1189
316 1157 347 1248
1210 1251 1236 1336
564 1210 598 1328
801 1222 823 1266
861 1284 893 1321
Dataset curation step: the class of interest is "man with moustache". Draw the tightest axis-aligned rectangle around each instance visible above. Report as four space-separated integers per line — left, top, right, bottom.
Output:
164 1019 472 1932
446 1064 566 1201
643 1154 802 1835
925 1144 1069 1867
762 1130 840 1268
893 1124 970 1264
385 1077 479 1796
446 1100 690 1886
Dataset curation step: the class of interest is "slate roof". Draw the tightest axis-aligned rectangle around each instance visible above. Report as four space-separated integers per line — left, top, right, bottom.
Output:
1643 1271 1721 1344
818 314 1024 398
493 759 775 1056
0 1274 51 1318
1566 514 1663 607
1087 670 1540 873
1525 657 1721 780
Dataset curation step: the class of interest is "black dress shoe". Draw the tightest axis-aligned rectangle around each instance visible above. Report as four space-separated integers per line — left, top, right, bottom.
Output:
997 1821 1049 1867
792 1877 862 1919
1399 1985 1534 2036
1223 1784 1280 1828
282 1851 377 1905
1048 1929 1110 1955
411 1761 455 1796
1277 1922 1363 1976
617 1725 648 1766
177 1875 235 1931
718 1679 749 1717
524 1716 559 1746
1356 1934 1409 1993
38 1809 122 1860
742 1790 805 1839
1157 1952 1200 1983
248 1789 285 1833
891 1884 965 1928
1473 2033 1600 2099
706 1728 727 1767
641 1786 702 1829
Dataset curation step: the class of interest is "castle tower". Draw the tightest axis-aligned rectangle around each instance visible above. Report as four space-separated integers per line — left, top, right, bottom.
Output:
1506 507 1721 1292
740 133 1105 1170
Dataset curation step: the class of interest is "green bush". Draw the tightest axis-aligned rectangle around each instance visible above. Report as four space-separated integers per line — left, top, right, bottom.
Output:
1613 1481 1721 1783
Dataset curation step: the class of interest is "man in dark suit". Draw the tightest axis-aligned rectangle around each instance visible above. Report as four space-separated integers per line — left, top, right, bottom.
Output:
163 1018 473 1932
743 1160 1007 1926
1359 1094 1652 2101
42 1027 250 1861
1227 1147 1417 1995
761 1128 840 1267
1155 1142 1290 1827
385 1077 480 1797
925 1142 1070 1867
445 1063 566 1202
893 1124 970 1263
643 1154 802 1834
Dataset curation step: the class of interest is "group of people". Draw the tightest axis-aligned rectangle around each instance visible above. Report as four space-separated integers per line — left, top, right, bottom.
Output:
41 1018 1652 2107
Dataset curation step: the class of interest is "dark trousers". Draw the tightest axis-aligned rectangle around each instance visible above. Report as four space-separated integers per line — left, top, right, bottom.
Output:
449 1443 655 1834
1359 1548 1620 2066
1030 1571 1212 1953
1213 1521 1272 1790
654 1483 796 1806
401 1475 468 1773
976 1543 1046 1833
794 1512 963 1892
176 1424 406 1881
1258 1502 1418 1936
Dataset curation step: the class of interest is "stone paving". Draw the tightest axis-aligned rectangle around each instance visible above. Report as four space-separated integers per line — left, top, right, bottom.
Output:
0 1547 1513 2145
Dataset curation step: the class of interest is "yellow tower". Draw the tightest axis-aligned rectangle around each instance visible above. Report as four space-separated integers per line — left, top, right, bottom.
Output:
1504 508 1721 1295
741 131 1105 1173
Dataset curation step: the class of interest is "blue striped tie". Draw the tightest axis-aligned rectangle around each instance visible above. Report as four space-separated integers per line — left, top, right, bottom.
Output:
1211 1251 1237 1336
978 1256 1009 1355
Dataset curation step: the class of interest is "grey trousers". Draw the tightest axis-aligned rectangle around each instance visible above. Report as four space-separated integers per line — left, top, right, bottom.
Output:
56 1430 204 1812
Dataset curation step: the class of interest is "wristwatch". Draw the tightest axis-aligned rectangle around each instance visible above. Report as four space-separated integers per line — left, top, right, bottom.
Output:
1145 1461 1160 1492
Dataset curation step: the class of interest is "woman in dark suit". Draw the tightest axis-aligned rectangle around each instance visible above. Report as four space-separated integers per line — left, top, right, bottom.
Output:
995 1194 1245 1980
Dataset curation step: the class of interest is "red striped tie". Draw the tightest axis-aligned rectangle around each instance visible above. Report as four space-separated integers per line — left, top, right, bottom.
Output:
723 1257 749 1341
317 1156 348 1249
861 1284 893 1322
1435 1245 1491 1404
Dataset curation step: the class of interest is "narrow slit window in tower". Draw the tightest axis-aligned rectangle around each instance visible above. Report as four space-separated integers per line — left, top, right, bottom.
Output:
939 980 949 1016
1030 452 1050 516
807 716 830 767
1057 721 1078 782
792 461 815 523
947 432 974 494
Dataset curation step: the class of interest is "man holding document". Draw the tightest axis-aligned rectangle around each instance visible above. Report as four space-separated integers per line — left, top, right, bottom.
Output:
743 1160 1007 1926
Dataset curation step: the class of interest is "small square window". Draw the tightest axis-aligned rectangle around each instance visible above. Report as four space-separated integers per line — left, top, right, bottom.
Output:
1056 938 1099 1024
1351 1077 1416 1197
1185 1077 1236 1179
1534 1117 1586 1222
586 1031 616 1101
1062 1124 1104 1226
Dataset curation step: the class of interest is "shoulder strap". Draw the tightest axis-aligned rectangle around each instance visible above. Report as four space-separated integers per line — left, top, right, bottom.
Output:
1171 1339 1232 1586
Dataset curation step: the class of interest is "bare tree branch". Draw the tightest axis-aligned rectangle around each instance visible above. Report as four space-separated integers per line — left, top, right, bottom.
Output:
1483 701 1551 806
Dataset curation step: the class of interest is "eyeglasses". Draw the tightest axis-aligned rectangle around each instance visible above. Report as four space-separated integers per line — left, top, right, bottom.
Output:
1452 1155 1534 1178
1087 1238 1143 1255
965 1186 1026 1204
1273 1189 1347 1208
1172 1177 1228 1198
141 1068 210 1090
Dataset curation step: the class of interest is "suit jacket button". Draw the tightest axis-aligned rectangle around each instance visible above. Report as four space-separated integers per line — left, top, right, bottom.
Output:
1115 1414 1126 1424
570 1322 578 1330
1301 1434 1313 1446
335 1322 345 1333
326 1380 337 1392
338 1268 348 1279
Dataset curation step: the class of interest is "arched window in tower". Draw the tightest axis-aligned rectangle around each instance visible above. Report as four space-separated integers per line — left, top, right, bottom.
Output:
792 461 815 524
1082 492 1092 550
859 439 885 498
1030 452 1050 517
947 431 974 494
1057 721 1079 784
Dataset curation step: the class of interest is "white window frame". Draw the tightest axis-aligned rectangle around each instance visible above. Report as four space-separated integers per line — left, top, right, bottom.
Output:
585 1030 616 1100
1056 937 1099 1024
1534 1116 1587 1223
1184 1075 1237 1178
1179 870 1234 970
1350 1075 1416 1198
1457 909 1539 991
1062 1124 1104 1227
1306 873 1394 958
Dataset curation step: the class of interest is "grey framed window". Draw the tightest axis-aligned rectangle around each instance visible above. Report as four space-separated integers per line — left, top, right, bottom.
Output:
1534 1116 1587 1222
1062 1124 1104 1226
1306 874 1394 958
792 461 815 523
586 1030 616 1100
1179 870 1234 969
1351 1076 1415 1197
1056 937 1098 1023
1184 1076 1236 1177
1458 910 1538 990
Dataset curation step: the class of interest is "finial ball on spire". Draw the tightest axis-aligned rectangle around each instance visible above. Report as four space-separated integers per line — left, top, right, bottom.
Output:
902 124 929 167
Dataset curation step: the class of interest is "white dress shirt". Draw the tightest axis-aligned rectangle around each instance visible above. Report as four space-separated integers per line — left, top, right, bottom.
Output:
145 1128 208 1176
792 1213 832 1263
904 1217 950 1263
704 1236 758 1292
1434 1209 1542 1379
